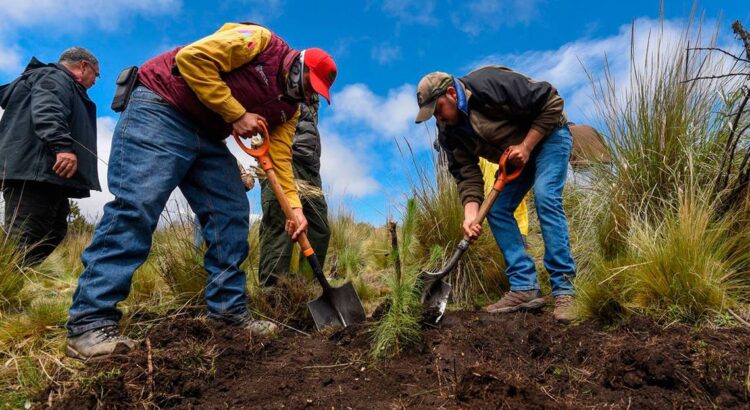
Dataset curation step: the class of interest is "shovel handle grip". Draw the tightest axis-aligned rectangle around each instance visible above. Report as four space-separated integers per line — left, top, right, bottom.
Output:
464 150 524 242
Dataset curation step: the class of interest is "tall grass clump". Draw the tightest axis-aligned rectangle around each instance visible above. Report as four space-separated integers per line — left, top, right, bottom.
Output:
575 17 750 323
153 223 206 305
0 234 26 311
371 199 423 360
408 147 506 306
327 207 369 278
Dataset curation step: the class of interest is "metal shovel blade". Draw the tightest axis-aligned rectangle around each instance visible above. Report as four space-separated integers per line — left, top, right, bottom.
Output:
420 276 451 324
307 281 367 331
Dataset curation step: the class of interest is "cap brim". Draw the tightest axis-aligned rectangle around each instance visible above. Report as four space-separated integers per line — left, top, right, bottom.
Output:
309 72 331 105
415 100 437 123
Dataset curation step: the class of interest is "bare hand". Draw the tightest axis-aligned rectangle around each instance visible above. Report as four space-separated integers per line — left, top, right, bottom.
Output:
232 112 267 137
463 202 482 239
507 142 531 168
463 218 482 239
285 208 309 240
53 152 78 178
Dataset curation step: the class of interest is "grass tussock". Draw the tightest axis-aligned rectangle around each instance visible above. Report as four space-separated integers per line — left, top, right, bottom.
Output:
153 225 207 305
0 234 26 312
409 147 506 306
249 275 315 328
327 207 370 279
574 17 750 324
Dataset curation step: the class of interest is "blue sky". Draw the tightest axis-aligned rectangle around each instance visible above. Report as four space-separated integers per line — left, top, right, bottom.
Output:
0 0 747 224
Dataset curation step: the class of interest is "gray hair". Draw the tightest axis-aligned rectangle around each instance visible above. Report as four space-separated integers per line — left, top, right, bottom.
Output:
58 47 98 66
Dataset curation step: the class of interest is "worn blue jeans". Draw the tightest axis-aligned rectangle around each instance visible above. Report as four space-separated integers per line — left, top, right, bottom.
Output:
486 126 576 296
67 87 250 336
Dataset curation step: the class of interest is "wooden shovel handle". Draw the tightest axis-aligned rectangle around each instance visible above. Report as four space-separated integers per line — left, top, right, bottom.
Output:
464 149 525 241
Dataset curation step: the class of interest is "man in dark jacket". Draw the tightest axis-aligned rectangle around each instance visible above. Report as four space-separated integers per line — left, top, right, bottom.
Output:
414 67 577 324
259 97 330 286
0 47 100 266
65 23 337 360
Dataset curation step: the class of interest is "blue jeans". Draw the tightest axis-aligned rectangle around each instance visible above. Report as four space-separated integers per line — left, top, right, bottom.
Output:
486 126 576 296
67 87 250 336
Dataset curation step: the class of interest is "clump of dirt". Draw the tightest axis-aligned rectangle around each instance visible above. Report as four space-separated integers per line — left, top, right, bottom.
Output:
43 311 750 409
249 275 316 330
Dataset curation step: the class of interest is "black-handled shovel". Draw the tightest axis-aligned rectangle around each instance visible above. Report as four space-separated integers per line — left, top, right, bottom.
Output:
420 150 523 324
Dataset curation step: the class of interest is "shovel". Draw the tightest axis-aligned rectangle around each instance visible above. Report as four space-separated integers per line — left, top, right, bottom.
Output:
234 125 366 331
420 150 524 324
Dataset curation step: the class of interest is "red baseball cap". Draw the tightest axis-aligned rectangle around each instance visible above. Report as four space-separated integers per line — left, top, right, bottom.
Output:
304 48 337 104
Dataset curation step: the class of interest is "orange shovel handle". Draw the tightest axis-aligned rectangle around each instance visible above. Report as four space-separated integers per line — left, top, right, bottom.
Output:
232 120 272 169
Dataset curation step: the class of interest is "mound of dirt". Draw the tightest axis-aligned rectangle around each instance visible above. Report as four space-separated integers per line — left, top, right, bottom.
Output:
42 311 750 409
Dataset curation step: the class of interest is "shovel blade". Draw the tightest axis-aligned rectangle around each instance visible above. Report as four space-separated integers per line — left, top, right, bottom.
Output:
421 278 451 324
307 282 366 331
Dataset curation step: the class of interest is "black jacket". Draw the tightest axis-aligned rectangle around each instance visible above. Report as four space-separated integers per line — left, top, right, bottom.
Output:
438 66 566 205
291 100 322 186
0 57 99 198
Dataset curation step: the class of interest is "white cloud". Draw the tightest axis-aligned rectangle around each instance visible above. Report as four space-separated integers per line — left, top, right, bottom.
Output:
75 117 116 220
329 83 418 137
466 17 740 123
380 0 438 26
0 43 22 74
0 0 180 74
378 0 539 35
318 125 381 198
451 0 539 36
0 0 180 29
371 43 402 65
240 0 285 24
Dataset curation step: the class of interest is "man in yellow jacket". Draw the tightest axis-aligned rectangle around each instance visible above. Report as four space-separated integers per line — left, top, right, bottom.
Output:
66 23 337 360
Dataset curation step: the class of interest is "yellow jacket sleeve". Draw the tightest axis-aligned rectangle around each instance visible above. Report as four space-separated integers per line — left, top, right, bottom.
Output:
175 23 272 123
269 108 302 208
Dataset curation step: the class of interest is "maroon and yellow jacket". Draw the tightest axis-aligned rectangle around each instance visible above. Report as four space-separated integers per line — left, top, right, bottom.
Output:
139 23 303 208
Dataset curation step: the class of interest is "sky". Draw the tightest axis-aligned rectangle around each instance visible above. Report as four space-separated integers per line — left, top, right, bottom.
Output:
0 0 748 225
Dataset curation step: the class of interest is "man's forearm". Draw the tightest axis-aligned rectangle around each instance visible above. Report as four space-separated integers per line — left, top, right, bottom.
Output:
521 127 545 152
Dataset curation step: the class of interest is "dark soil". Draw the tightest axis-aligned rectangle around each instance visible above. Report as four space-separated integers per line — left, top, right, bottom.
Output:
42 311 750 409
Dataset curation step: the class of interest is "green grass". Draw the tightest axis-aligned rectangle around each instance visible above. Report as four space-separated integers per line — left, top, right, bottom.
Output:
409 146 507 306
573 17 750 324
0 234 25 312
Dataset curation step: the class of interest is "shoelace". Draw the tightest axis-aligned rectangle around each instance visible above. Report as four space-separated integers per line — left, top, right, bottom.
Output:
97 326 122 341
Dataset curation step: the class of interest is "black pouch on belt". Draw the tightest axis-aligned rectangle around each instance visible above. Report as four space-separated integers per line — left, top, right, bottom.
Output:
111 66 139 112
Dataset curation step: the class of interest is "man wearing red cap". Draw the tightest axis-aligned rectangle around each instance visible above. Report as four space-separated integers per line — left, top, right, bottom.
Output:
65 23 337 360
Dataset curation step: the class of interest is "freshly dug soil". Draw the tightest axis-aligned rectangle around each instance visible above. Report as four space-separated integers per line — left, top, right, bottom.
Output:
43 310 750 409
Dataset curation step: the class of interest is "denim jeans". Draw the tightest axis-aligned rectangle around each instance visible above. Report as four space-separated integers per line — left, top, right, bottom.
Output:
486 126 576 296
67 87 250 336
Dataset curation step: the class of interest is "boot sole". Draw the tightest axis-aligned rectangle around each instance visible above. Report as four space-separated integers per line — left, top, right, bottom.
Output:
485 297 548 314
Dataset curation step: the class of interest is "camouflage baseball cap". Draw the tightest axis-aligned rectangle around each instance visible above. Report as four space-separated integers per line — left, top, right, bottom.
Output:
415 72 453 123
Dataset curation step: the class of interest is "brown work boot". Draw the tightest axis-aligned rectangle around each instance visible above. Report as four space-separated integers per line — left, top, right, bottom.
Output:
553 295 577 324
485 290 547 313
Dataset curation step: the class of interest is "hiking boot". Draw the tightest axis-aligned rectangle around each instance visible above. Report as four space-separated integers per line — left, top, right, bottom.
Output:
239 317 280 337
66 326 135 360
553 295 577 324
485 290 547 313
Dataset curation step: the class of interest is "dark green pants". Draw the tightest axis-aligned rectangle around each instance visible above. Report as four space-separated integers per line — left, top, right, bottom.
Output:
258 181 330 286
